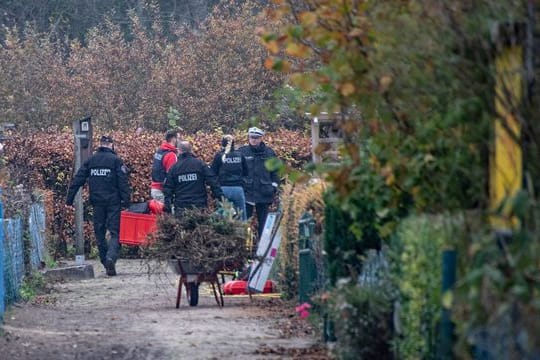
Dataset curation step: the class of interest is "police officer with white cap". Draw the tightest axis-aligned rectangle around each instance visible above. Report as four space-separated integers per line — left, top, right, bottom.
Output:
239 127 280 239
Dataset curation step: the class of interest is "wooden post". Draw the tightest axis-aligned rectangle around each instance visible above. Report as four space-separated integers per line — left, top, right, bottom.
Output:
72 117 92 258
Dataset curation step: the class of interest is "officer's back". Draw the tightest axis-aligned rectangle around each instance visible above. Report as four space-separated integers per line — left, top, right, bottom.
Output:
87 147 128 205
66 136 130 207
163 141 223 212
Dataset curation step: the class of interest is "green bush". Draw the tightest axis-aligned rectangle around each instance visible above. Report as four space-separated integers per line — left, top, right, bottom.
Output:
324 191 382 285
453 195 540 357
390 214 460 359
328 280 395 360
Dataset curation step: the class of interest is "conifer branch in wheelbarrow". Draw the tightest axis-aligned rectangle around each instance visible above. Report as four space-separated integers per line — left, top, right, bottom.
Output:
142 208 250 277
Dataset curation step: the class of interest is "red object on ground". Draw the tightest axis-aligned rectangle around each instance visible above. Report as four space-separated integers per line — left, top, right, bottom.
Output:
119 211 157 246
148 199 164 215
223 280 275 295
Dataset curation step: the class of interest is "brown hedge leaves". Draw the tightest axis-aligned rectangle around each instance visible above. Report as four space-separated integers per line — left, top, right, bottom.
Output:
2 128 310 256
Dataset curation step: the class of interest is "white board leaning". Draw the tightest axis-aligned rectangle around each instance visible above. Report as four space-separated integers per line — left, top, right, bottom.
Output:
248 212 282 293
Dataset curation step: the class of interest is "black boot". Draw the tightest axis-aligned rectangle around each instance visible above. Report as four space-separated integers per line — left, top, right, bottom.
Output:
105 259 117 276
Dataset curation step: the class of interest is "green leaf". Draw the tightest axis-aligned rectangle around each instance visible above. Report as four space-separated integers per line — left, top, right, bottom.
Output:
262 33 278 42
265 157 283 172
376 208 390 218
511 190 529 220
289 25 304 39
510 284 528 298
442 290 453 309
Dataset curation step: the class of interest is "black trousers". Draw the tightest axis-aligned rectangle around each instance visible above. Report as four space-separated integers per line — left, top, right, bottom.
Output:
246 203 270 239
93 204 121 265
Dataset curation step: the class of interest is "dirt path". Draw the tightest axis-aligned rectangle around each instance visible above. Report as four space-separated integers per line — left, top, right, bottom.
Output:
0 259 327 360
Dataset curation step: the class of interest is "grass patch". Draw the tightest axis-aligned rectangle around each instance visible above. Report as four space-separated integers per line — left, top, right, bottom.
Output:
19 272 47 302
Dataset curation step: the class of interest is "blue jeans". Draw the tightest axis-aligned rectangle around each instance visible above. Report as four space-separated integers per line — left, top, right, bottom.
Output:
221 186 247 221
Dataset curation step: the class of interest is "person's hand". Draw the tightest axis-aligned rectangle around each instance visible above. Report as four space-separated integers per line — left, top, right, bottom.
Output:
65 204 74 210
271 185 280 207
272 183 280 196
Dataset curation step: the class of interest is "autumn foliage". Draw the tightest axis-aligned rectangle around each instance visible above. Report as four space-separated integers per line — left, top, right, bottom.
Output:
2 128 310 256
0 1 285 132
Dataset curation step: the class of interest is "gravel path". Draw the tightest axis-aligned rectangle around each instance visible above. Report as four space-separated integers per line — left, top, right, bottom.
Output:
0 259 324 360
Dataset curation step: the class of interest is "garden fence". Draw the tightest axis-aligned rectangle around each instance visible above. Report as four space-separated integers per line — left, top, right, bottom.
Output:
0 195 47 323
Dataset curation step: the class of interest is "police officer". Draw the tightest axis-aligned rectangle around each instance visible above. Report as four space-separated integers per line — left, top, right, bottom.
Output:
210 134 248 220
66 135 131 276
239 127 280 238
163 141 224 214
150 129 179 202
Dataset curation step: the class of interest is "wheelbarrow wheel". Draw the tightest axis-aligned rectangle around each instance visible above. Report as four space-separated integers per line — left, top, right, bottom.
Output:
189 282 199 306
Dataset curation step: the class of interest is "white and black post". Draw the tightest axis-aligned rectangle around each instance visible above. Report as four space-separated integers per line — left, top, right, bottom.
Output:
72 117 92 263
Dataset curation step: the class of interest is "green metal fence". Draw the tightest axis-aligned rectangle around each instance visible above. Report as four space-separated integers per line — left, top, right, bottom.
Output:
298 212 319 303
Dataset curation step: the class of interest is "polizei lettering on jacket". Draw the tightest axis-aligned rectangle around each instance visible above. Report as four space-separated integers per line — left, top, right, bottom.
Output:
223 157 242 164
178 173 198 182
90 168 111 176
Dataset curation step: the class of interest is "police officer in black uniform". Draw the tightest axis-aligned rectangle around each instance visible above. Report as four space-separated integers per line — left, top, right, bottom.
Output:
66 135 131 276
239 127 280 238
163 141 224 214
210 134 248 220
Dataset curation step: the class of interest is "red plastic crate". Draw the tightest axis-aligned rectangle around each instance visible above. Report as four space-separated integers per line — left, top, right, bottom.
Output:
223 280 275 295
119 211 157 246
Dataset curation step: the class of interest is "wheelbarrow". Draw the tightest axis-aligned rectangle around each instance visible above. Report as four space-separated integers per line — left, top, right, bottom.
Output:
169 258 224 308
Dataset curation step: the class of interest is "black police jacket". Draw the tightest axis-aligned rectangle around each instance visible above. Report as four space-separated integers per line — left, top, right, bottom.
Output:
210 149 248 187
163 152 224 211
66 147 131 207
151 148 173 183
238 143 280 204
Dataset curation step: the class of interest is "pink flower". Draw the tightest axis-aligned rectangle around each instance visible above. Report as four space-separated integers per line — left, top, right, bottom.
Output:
295 302 312 319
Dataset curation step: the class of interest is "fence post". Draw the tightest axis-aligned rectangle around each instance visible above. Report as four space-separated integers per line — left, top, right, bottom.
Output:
439 249 457 359
0 188 5 321
298 212 317 303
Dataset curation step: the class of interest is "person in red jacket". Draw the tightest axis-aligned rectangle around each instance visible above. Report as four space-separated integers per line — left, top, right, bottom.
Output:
150 129 179 202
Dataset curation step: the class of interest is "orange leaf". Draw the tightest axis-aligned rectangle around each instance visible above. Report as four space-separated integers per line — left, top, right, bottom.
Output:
285 43 311 58
379 75 392 93
385 173 395 186
264 58 274 70
340 83 356 96
348 28 364 38
299 12 317 26
264 40 280 54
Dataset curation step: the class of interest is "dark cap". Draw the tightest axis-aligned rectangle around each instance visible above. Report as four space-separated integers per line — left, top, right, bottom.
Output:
100 135 114 143
165 129 178 141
